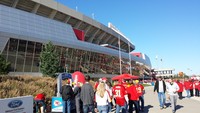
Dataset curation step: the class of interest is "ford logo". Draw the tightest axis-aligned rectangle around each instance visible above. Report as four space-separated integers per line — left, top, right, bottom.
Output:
8 100 23 108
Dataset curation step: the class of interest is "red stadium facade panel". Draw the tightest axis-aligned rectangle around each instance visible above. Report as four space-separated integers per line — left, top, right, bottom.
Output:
132 52 142 58
73 28 85 41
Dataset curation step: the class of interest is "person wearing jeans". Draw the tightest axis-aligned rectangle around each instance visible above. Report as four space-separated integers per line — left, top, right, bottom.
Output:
74 82 83 113
61 79 74 113
154 77 167 109
81 75 95 113
186 89 190 98
95 82 111 113
112 80 128 113
135 80 145 111
97 105 108 113
138 96 144 111
127 79 139 113
157 92 166 109
62 99 71 113
83 104 95 113
115 103 127 113
34 93 46 113
184 79 191 98
34 99 46 113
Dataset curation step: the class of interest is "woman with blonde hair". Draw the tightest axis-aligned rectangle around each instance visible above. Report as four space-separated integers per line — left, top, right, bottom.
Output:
95 82 111 113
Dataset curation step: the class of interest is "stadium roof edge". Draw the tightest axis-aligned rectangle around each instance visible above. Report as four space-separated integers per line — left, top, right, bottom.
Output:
31 0 135 49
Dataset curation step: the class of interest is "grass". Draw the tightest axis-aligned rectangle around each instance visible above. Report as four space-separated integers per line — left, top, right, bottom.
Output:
0 75 57 99
142 83 152 87
0 75 150 99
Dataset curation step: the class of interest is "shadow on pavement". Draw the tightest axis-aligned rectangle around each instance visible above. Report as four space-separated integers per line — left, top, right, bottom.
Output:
176 105 184 111
165 103 171 108
141 105 154 113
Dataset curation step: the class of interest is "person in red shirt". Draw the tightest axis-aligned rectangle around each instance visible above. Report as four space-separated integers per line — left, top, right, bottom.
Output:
126 79 139 113
34 92 46 113
112 80 128 113
184 79 191 98
35 93 45 100
189 79 194 97
197 80 200 97
135 80 145 112
176 80 184 99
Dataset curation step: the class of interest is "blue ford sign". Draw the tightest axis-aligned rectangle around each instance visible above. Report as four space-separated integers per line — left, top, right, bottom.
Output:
8 100 23 108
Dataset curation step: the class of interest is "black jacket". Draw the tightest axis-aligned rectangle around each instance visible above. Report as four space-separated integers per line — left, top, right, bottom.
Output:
62 84 74 101
154 80 166 93
74 86 81 98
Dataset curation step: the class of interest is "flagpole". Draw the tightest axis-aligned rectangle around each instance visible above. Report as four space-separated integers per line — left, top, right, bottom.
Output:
118 35 122 74
128 42 132 75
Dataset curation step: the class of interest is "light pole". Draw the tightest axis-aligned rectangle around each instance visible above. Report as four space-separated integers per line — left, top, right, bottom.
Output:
160 58 163 69
92 13 95 19
65 64 68 73
155 55 158 69
128 42 132 75
156 55 163 70
118 35 122 74
187 68 192 76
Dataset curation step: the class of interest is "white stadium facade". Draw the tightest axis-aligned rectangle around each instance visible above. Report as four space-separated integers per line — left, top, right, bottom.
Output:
0 0 151 78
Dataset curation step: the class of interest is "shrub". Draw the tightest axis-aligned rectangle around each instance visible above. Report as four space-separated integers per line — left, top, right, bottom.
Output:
40 42 59 77
0 53 10 74
0 75 57 99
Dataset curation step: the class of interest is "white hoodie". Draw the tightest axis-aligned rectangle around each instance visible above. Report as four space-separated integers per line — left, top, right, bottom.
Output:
166 82 180 95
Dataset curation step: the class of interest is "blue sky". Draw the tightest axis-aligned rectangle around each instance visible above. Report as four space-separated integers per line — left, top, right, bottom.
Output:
56 0 200 75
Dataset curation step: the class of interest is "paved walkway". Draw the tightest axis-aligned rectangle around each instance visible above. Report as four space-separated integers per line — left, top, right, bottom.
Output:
49 85 200 113
109 86 200 113
137 86 200 113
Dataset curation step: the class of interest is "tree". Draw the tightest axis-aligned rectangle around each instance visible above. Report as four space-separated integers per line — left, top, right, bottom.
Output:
40 42 59 77
0 53 10 74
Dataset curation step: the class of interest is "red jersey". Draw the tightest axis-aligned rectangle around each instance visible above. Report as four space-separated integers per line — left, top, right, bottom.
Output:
197 82 200 90
177 82 183 92
194 81 200 89
35 93 45 100
112 84 127 106
189 81 194 89
136 84 144 96
126 85 139 101
184 81 190 90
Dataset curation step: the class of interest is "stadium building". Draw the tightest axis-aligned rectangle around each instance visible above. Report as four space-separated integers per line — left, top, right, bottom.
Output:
0 0 151 78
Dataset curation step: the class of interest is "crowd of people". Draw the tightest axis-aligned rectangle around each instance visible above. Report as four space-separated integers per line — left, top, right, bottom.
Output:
153 77 200 113
33 75 200 113
60 75 145 113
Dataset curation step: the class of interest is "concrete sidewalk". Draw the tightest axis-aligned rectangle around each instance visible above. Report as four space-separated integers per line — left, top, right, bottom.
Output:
140 86 200 113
